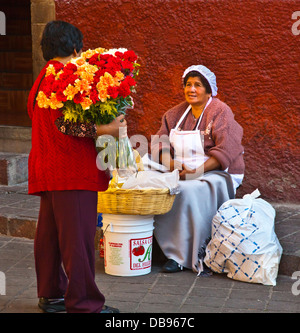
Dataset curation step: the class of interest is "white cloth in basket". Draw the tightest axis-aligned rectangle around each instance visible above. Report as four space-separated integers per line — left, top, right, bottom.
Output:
121 170 180 194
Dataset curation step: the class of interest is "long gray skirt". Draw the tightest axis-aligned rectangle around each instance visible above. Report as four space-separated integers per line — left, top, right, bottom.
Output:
154 171 235 273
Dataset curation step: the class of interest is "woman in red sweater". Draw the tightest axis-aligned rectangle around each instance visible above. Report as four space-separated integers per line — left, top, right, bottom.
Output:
28 21 122 313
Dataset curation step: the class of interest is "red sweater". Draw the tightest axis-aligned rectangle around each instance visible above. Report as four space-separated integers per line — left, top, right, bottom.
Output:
27 60 109 195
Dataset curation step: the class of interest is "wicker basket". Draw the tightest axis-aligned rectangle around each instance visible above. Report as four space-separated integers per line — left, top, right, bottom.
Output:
98 188 176 215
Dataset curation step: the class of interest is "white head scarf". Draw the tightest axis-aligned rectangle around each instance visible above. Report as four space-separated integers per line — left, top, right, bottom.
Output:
182 65 218 96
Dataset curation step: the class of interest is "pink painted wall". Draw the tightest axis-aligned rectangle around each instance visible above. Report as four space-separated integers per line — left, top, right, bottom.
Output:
55 0 300 203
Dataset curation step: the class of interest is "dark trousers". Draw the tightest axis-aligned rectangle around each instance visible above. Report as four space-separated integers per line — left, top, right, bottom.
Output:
34 190 105 313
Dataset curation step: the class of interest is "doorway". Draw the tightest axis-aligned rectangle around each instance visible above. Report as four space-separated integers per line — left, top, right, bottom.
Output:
0 0 32 127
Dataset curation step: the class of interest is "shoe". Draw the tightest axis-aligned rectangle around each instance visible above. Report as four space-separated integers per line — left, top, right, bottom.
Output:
38 297 65 313
100 305 120 313
162 259 184 273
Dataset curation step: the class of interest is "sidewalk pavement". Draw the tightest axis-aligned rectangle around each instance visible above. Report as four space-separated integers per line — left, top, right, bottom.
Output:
0 182 299 313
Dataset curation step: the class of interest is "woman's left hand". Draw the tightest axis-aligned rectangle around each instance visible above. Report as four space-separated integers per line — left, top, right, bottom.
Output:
179 156 221 180
179 164 203 180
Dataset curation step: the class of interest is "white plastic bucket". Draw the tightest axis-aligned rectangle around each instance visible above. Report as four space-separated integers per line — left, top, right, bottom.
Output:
102 214 154 276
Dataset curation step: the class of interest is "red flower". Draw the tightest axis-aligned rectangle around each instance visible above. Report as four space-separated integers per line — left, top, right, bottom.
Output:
122 60 134 71
94 69 106 82
100 53 113 62
105 67 117 77
88 53 100 65
124 76 136 87
53 62 64 72
107 86 119 99
56 90 67 102
43 84 53 98
73 92 84 104
123 50 138 62
115 51 124 59
59 72 78 86
90 88 99 103
52 79 65 92
64 63 77 73
90 56 106 68
118 81 131 98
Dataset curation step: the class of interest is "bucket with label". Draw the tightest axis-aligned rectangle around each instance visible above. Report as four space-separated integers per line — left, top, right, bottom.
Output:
102 214 154 276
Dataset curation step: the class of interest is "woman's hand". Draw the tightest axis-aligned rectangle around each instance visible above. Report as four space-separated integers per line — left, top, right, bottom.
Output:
179 156 221 180
179 164 202 180
95 114 127 138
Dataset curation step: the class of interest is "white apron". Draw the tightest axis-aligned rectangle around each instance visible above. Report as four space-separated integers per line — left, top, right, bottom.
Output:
169 97 212 172
168 98 243 189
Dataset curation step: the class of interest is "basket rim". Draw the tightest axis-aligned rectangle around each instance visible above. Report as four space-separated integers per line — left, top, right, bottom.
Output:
99 188 172 194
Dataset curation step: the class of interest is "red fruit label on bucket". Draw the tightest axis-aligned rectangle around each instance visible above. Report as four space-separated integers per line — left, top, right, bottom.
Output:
130 236 152 270
132 245 145 256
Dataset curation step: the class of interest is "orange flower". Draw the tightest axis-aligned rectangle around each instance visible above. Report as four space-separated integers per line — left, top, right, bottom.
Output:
56 70 64 78
75 64 97 83
114 71 124 86
49 93 63 109
81 48 107 60
98 72 115 88
63 84 80 100
85 63 98 74
75 79 91 93
98 86 108 102
74 57 85 66
94 47 106 54
80 97 93 110
45 64 56 77
81 49 97 60
77 63 97 75
36 91 50 108
79 71 94 83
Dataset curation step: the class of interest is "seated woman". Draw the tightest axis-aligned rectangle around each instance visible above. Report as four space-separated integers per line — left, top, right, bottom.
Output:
150 65 245 274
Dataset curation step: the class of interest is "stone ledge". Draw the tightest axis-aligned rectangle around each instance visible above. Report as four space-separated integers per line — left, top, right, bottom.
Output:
0 214 299 277
0 152 29 185
0 126 31 153
0 215 36 239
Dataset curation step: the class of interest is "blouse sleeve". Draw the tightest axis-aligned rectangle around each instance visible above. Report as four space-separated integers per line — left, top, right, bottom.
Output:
208 106 244 171
55 116 97 139
151 102 188 162
151 112 174 163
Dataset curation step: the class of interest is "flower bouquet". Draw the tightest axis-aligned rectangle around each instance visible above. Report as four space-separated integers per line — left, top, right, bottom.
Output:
36 47 140 174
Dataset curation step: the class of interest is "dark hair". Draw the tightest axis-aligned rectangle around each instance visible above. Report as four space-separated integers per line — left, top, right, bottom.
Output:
41 20 83 61
183 70 212 95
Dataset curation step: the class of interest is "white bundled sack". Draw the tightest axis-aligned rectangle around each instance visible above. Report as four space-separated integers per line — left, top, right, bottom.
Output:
204 189 282 286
